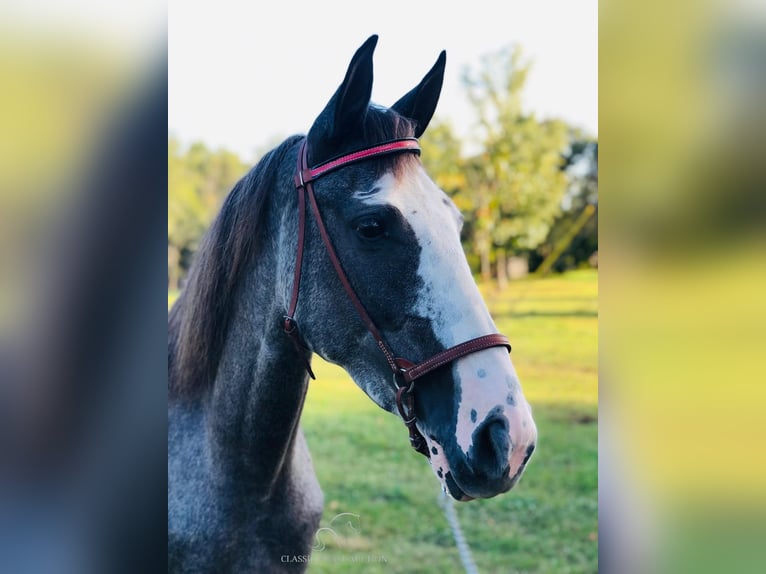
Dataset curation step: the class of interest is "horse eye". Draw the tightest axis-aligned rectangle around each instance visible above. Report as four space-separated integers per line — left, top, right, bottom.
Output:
355 217 385 240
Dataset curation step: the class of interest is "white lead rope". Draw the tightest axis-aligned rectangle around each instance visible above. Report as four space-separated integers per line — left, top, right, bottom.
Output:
439 490 480 574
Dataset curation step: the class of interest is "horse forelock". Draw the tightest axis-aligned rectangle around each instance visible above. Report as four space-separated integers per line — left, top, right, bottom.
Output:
362 104 415 141
168 135 303 397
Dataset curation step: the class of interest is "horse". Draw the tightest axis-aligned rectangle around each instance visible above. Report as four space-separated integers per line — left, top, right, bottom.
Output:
168 35 537 572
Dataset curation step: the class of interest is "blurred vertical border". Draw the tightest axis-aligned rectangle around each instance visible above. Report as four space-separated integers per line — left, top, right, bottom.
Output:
601 0 766 572
0 2 168 573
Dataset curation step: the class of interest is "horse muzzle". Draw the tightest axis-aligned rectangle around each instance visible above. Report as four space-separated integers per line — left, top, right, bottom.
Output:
427 408 537 501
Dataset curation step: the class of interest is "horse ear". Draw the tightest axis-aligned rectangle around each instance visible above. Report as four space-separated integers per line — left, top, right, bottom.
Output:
392 51 446 138
308 35 377 154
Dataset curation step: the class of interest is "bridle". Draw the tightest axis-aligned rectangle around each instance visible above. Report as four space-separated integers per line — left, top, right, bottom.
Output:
283 136 511 458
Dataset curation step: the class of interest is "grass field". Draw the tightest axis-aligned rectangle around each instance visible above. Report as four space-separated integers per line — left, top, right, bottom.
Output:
168 269 598 572
300 270 598 573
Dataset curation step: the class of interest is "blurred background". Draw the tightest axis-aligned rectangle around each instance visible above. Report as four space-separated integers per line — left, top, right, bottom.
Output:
1 0 764 572
0 2 168 573
600 0 766 572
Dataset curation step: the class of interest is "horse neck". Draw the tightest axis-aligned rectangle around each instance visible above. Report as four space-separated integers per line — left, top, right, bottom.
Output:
205 218 310 496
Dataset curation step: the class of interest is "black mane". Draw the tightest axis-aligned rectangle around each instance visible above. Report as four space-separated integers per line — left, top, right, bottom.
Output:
168 135 302 396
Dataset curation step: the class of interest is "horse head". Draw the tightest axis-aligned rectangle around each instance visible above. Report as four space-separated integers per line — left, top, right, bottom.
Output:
281 36 537 501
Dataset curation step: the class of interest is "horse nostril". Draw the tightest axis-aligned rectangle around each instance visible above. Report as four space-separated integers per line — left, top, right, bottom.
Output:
522 443 536 466
470 416 510 478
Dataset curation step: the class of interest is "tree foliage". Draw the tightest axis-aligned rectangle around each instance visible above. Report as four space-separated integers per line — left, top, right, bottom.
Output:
532 133 598 274
458 46 571 282
167 138 248 290
168 45 597 289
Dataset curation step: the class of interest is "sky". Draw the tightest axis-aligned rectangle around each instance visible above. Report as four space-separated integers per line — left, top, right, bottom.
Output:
169 0 597 162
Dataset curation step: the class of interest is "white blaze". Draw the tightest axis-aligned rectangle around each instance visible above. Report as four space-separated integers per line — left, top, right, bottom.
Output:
358 166 534 459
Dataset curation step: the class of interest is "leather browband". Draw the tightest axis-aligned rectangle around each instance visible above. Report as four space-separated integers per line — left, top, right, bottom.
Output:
284 137 512 458
293 138 420 189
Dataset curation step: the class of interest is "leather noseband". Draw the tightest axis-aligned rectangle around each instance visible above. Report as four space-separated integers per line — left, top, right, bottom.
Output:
284 137 511 458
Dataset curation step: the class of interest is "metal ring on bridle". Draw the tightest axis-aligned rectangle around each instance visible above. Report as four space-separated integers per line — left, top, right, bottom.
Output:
393 371 414 393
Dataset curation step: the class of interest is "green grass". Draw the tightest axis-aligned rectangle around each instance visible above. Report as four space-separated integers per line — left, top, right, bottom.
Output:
167 271 597 571
301 270 598 573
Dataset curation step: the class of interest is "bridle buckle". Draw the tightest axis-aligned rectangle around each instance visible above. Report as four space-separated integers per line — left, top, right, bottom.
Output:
393 368 413 392
283 315 298 335
395 378 416 421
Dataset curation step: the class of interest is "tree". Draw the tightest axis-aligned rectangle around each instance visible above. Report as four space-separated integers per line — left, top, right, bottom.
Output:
167 138 248 290
533 134 598 275
168 138 206 291
419 119 467 199
461 46 570 286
